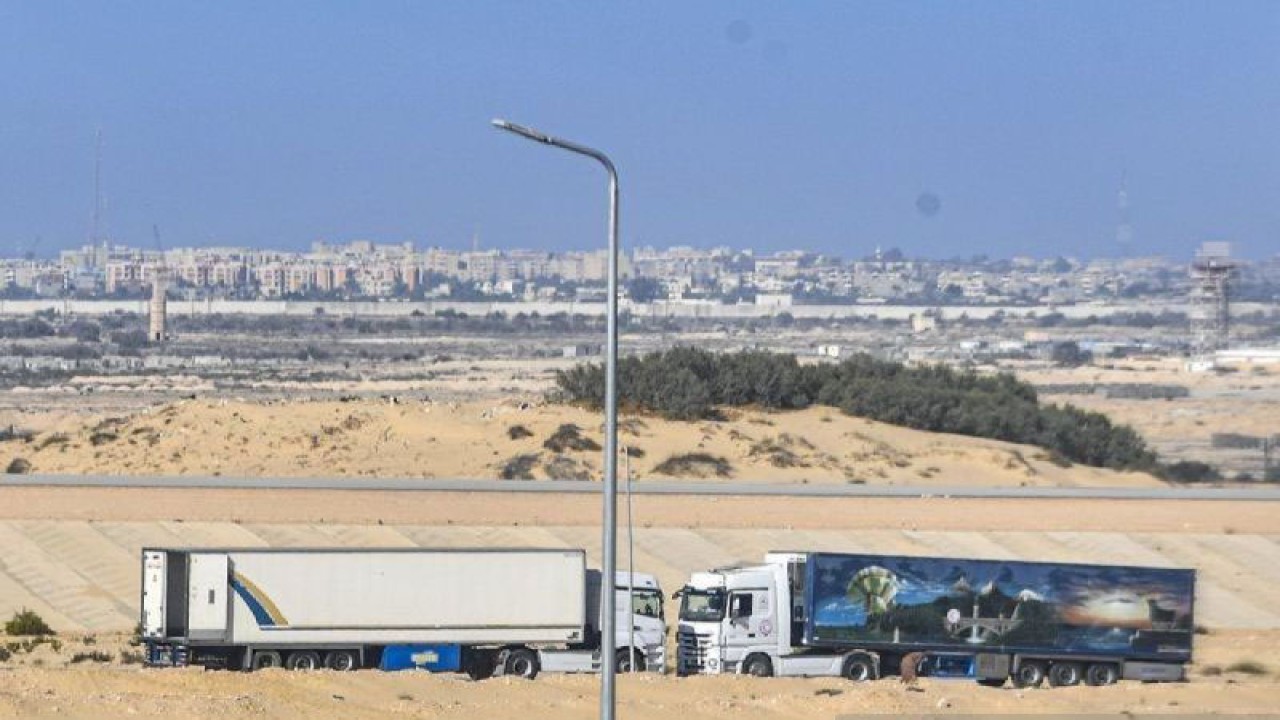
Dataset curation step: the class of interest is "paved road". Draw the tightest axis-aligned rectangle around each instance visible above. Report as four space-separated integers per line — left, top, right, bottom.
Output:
5 473 1280 500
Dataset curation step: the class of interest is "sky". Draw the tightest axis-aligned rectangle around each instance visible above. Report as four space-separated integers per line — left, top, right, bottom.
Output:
2 2 1278 260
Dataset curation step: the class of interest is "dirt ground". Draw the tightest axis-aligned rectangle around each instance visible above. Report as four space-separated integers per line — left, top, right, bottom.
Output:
0 662 1276 719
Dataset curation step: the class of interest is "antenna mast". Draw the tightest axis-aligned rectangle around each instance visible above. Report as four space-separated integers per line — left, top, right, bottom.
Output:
92 129 105 254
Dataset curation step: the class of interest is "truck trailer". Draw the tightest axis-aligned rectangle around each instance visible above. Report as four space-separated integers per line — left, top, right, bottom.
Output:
142 547 666 677
677 551 1194 687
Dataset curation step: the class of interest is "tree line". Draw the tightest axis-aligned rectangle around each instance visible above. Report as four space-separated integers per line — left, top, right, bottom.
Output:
554 347 1165 474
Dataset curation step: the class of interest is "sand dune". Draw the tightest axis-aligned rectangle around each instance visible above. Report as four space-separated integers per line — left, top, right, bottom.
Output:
3 398 1162 487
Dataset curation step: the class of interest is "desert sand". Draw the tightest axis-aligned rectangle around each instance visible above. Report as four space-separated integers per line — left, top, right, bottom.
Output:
3 398 1164 487
1 647 1278 720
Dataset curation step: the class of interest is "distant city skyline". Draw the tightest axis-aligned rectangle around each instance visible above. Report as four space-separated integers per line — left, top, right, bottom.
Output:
3 3 1278 259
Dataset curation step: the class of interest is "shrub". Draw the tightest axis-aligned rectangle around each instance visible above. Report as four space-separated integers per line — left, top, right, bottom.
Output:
119 650 144 665
69 650 113 664
1159 461 1222 484
543 456 592 481
499 454 539 480
1050 341 1093 367
5 457 31 474
4 609 53 636
507 424 534 440
0 646 9 662
652 453 733 479
1225 661 1267 675
542 424 601 453
555 348 1158 472
89 431 118 447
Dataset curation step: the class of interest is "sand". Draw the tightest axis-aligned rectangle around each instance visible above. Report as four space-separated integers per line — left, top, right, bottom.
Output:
2 398 1164 487
1 652 1277 720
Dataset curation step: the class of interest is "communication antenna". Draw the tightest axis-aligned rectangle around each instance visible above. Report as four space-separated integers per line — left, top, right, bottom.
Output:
1115 171 1133 257
91 129 105 252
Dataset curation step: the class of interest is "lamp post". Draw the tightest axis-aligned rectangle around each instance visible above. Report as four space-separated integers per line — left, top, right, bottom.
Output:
492 118 621 720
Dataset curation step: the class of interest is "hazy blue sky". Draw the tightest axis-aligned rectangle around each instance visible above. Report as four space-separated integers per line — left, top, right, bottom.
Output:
3 2 1278 259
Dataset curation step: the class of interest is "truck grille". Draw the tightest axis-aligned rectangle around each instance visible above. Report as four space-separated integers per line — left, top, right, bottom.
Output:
677 629 712 672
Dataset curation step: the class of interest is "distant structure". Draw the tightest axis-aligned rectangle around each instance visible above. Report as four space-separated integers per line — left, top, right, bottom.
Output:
149 224 168 343
148 272 167 343
1115 172 1133 256
1189 241 1234 356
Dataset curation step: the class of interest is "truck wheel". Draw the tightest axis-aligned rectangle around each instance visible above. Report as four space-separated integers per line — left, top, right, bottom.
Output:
504 649 539 680
1048 662 1082 687
743 654 773 677
285 650 322 671
616 649 646 673
1011 660 1046 688
251 650 282 671
1085 663 1118 686
842 653 878 682
324 650 358 672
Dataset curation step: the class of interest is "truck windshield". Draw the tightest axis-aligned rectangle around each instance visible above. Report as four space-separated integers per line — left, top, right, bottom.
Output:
632 588 664 620
679 588 725 622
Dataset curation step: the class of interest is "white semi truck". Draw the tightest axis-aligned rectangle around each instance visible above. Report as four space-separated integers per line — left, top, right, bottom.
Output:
677 552 1193 686
142 547 666 678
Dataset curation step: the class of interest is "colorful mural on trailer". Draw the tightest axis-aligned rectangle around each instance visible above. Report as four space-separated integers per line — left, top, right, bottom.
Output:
804 553 1194 661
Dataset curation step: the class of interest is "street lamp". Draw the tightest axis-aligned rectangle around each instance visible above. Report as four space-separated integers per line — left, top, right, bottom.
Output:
492 118 621 720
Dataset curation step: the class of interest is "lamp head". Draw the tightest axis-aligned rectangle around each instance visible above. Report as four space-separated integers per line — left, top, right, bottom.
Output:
491 118 554 144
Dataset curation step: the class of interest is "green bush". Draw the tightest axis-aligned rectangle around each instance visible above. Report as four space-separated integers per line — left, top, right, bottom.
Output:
1159 461 1222 483
555 348 1160 472
4 609 54 636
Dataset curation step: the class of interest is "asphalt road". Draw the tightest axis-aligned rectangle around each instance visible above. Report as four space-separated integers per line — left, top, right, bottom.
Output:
4 473 1280 500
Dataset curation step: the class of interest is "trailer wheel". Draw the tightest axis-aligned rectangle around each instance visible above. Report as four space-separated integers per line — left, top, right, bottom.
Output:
504 649 539 680
324 650 358 672
842 653 878 682
250 650 283 671
1011 660 1046 688
1048 661 1082 687
743 654 773 677
616 649 646 673
1085 662 1118 686
285 650 322 671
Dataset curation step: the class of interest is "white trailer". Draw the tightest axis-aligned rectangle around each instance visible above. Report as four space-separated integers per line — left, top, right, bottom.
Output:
142 547 666 677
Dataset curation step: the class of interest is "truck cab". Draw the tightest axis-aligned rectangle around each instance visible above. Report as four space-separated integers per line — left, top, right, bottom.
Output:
676 555 797 677
566 569 667 673
620 572 668 671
